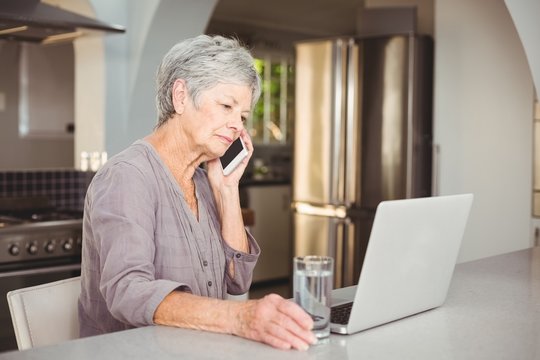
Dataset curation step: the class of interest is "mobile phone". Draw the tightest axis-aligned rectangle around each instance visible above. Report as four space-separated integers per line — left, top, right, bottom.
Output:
220 137 248 175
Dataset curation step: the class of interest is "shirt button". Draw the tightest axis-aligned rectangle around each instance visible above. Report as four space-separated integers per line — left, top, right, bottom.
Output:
235 253 241 259
203 260 208 267
207 281 212 287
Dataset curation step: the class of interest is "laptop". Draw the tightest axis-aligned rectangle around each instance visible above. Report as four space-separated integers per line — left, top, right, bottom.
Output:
330 194 474 335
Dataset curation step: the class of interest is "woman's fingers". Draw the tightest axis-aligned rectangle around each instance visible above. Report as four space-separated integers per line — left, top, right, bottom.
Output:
266 313 314 350
276 297 314 330
263 321 309 350
269 295 316 348
234 294 317 351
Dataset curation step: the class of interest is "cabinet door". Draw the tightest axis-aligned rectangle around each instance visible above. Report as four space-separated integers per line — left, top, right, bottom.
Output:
246 185 291 283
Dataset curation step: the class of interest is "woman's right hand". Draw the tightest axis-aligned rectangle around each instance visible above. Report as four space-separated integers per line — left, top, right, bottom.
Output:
232 294 317 350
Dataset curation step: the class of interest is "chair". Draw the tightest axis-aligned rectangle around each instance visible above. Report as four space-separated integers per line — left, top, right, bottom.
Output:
6 276 81 350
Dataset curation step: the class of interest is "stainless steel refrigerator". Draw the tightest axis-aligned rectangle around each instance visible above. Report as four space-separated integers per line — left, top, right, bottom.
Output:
292 35 433 288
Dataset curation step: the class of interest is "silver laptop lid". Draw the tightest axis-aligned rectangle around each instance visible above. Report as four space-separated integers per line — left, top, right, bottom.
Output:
332 194 473 335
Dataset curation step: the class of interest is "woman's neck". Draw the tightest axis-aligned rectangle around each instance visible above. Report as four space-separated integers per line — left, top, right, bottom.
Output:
145 117 204 182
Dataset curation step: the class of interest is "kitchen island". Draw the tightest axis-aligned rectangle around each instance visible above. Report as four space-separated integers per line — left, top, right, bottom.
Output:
1 247 539 359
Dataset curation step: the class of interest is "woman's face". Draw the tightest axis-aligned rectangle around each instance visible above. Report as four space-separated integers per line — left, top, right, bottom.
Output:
183 82 252 158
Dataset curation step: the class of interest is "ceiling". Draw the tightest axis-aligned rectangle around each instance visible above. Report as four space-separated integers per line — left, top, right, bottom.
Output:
209 0 362 36
207 0 364 54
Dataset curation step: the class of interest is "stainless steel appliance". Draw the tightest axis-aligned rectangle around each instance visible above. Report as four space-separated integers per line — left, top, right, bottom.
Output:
0 198 82 352
292 35 433 288
0 0 125 44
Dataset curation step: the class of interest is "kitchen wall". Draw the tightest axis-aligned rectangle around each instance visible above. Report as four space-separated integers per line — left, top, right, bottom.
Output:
434 0 534 262
364 0 433 36
505 0 540 96
0 42 74 170
0 0 107 171
503 0 540 245
91 0 218 157
40 0 107 170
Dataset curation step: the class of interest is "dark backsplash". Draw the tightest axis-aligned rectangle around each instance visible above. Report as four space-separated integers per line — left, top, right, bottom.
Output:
0 170 94 211
0 145 292 213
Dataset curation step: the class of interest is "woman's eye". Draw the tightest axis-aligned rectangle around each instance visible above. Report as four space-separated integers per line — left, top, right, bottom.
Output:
222 104 232 110
241 116 247 123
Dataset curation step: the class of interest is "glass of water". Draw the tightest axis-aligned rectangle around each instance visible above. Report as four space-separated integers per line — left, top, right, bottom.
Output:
293 256 334 340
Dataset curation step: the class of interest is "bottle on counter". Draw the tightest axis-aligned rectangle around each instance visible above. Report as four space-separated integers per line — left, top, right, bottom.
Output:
253 158 269 180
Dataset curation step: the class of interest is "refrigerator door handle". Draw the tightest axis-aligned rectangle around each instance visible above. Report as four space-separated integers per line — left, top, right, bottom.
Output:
345 39 360 206
331 39 348 204
334 218 344 288
292 202 347 219
405 34 416 198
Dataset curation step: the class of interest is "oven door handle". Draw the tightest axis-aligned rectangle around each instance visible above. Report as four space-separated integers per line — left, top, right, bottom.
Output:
0 263 81 278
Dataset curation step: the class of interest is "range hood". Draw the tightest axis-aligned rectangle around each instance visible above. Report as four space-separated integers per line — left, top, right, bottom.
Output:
0 0 125 44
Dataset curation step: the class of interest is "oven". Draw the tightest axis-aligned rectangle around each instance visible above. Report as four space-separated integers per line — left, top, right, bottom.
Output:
0 209 82 352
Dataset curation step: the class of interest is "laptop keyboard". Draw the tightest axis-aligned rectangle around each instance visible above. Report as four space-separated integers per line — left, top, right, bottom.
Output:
331 302 353 325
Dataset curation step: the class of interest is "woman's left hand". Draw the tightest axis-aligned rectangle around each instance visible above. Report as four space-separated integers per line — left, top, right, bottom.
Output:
207 130 253 189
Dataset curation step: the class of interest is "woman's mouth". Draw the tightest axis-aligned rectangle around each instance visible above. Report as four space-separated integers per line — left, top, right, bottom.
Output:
217 135 233 144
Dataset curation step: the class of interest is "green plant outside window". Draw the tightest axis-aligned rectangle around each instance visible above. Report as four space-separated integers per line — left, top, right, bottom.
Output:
249 57 294 145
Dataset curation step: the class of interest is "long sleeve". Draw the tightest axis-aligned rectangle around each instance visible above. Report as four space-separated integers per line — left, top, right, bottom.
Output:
223 230 261 294
87 163 185 327
194 169 261 295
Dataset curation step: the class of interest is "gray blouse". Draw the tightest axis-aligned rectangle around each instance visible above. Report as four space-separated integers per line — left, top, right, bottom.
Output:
78 140 260 337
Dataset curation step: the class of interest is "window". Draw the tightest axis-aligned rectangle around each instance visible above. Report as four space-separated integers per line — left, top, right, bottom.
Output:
248 56 294 145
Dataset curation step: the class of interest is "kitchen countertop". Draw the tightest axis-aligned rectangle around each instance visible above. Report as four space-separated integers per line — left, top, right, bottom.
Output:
239 177 290 187
1 247 539 359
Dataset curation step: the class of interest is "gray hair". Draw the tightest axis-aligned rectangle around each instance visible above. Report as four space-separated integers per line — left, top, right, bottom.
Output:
155 35 262 126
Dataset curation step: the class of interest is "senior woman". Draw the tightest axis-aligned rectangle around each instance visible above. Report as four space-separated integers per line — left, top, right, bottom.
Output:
78 35 315 350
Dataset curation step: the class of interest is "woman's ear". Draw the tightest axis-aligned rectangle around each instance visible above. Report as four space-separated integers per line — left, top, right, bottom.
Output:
172 79 187 115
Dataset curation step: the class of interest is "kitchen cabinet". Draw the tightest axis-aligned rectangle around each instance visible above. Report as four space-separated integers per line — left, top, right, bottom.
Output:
243 184 291 283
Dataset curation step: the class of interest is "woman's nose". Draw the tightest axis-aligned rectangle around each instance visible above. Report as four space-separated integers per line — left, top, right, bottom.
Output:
227 113 244 131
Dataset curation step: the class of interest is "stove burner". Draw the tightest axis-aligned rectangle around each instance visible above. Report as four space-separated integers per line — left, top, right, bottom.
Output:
29 211 83 222
0 215 24 228
0 210 83 228
0 197 82 225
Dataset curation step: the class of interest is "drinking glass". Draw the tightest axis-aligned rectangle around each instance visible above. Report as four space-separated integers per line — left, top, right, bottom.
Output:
293 256 334 340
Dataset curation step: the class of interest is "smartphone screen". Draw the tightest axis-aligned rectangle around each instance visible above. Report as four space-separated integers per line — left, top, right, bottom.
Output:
220 137 248 175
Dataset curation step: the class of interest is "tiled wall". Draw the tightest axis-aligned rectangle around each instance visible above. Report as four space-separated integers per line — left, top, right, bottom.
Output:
0 170 95 211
